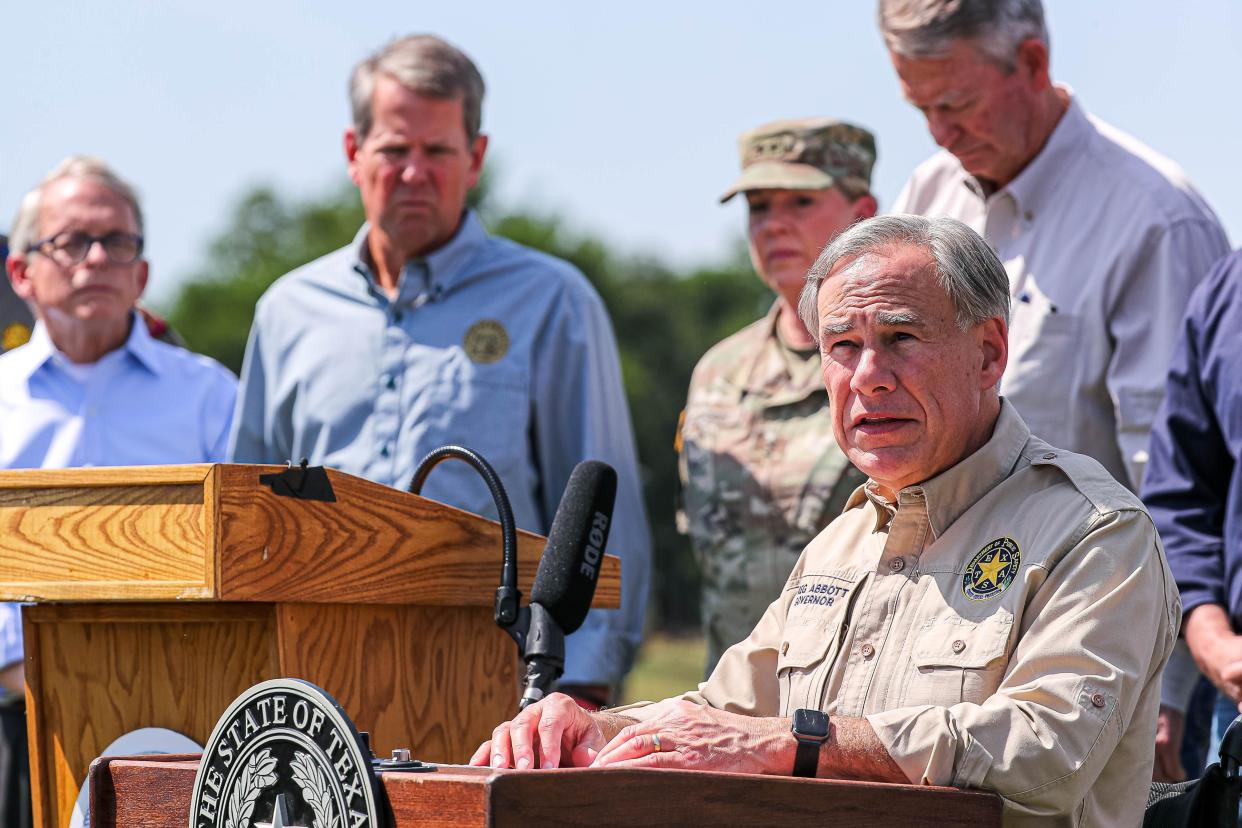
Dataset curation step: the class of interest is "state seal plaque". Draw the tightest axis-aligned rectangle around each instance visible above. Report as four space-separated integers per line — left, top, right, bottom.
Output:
189 678 382 828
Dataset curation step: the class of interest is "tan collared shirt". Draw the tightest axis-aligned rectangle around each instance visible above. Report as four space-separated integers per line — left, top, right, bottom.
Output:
893 90 1229 490
620 402 1179 826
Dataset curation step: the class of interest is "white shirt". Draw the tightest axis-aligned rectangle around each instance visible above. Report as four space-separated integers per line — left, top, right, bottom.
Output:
893 90 1230 490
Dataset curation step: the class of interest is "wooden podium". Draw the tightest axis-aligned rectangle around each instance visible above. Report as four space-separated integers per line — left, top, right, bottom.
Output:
88 754 1003 826
0 464 621 828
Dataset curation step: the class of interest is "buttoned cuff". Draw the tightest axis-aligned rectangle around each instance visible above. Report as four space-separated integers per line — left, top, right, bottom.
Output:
866 706 993 790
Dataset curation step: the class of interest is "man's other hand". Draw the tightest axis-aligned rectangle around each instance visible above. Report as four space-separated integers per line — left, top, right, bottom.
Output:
1185 605 1242 703
590 700 787 775
1153 705 1188 783
468 692 607 769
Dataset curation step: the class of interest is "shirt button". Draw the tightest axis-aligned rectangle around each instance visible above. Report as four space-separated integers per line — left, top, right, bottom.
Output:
380 445 390 458
1091 693 1106 708
386 375 396 390
1042 452 1057 460
393 310 404 323
951 640 966 654
861 644 875 659
888 557 905 573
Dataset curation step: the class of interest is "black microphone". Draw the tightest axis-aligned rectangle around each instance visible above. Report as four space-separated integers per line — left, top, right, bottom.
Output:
518 460 617 710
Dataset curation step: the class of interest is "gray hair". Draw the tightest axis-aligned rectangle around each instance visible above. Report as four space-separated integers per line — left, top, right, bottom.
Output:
878 0 1049 71
798 214 1010 339
350 34 486 143
9 155 144 256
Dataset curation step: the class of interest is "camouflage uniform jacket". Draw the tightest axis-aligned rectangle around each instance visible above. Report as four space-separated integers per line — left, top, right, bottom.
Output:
679 302 863 674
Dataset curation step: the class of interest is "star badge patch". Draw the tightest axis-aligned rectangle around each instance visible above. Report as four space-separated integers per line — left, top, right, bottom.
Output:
963 537 1020 601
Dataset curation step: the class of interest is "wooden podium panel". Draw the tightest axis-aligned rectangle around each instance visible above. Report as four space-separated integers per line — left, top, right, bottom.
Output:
0 464 621 828
89 756 1004 827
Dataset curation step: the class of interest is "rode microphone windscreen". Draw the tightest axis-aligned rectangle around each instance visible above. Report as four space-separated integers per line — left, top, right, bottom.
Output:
529 460 617 635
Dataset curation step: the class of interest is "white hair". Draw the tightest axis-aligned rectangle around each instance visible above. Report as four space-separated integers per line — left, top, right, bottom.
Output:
878 0 1049 70
9 155 144 255
798 213 1010 338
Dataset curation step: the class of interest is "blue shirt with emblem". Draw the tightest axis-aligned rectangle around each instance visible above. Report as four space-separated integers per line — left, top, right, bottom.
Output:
228 211 652 686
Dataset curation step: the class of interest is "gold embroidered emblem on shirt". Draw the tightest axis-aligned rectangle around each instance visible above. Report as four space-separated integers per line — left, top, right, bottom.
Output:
463 320 509 364
2 323 31 352
963 537 1020 601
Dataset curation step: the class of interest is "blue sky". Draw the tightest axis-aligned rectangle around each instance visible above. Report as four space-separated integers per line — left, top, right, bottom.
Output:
3 1 1240 306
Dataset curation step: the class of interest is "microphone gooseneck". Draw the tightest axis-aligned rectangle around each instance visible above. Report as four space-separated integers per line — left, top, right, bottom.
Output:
409 445 521 627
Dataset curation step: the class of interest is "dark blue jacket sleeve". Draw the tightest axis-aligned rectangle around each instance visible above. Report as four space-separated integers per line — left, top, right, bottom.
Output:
1142 252 1239 617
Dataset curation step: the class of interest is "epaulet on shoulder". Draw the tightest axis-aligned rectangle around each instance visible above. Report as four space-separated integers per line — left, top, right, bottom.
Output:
1021 440 1145 516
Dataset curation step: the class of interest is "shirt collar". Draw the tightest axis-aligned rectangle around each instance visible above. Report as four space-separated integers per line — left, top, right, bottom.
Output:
7 310 161 383
918 399 1030 538
844 399 1030 536
959 84 1086 220
1001 87 1088 220
351 210 488 302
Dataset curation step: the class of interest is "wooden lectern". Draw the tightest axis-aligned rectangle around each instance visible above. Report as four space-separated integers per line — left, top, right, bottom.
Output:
0 464 620 828
88 754 1004 827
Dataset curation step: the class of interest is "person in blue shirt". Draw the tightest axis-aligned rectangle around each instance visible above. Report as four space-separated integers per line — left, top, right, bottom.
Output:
0 155 238 828
229 34 651 707
1144 250 1242 780
0 156 237 468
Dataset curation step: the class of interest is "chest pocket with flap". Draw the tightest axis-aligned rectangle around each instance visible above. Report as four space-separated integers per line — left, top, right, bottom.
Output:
901 614 1013 708
777 624 844 717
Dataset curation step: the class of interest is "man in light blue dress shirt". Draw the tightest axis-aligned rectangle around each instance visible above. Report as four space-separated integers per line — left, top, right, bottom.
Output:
0 156 237 824
229 35 651 706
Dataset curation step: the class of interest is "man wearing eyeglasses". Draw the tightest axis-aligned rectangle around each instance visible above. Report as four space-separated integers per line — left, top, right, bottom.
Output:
0 155 237 468
0 155 238 826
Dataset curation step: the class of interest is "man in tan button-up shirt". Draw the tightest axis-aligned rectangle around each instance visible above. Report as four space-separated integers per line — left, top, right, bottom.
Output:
473 215 1180 826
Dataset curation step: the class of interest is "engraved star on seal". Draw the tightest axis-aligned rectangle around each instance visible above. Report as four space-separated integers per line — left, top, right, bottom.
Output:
974 553 1008 589
256 794 305 828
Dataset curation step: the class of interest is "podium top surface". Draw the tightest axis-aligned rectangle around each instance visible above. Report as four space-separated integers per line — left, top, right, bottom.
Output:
90 755 1003 827
0 463 620 608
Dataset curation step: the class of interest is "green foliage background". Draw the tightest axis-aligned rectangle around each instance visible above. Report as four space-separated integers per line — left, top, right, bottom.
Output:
167 174 772 630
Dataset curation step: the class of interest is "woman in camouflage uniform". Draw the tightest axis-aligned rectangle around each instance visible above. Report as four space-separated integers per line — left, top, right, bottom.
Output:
679 118 878 674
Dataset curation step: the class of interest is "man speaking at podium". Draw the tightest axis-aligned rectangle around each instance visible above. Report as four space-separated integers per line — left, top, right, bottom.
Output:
229 35 650 706
475 216 1179 826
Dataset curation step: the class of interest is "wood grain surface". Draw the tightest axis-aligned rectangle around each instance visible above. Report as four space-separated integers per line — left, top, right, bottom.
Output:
216 464 620 608
26 604 278 828
89 758 1003 828
0 481 211 600
0 464 620 606
277 602 520 764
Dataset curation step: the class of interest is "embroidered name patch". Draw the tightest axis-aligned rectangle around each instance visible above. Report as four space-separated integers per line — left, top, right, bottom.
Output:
963 537 1020 601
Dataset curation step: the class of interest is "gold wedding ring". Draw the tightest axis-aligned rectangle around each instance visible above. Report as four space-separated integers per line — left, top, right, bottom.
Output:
652 733 663 753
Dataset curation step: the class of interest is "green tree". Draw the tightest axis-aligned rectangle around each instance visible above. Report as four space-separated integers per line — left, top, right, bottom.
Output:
169 179 771 630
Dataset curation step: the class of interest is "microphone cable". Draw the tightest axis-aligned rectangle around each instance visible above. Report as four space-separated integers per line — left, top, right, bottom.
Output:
408 445 521 628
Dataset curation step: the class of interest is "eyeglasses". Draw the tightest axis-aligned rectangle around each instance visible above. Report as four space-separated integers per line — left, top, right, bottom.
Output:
26 231 144 266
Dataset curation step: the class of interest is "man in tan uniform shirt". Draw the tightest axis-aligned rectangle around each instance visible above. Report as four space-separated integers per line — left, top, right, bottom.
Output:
473 215 1179 826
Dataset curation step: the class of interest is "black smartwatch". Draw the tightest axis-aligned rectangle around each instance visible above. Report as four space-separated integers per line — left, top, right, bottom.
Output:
791 708 829 778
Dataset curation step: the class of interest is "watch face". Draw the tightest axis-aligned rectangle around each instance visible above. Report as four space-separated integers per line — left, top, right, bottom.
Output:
793 708 829 739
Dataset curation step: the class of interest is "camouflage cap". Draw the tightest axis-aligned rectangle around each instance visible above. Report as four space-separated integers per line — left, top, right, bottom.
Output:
720 117 877 203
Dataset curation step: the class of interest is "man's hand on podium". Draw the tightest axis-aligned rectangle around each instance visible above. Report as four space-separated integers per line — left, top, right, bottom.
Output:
469 694 791 775
587 700 789 774
470 693 613 769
